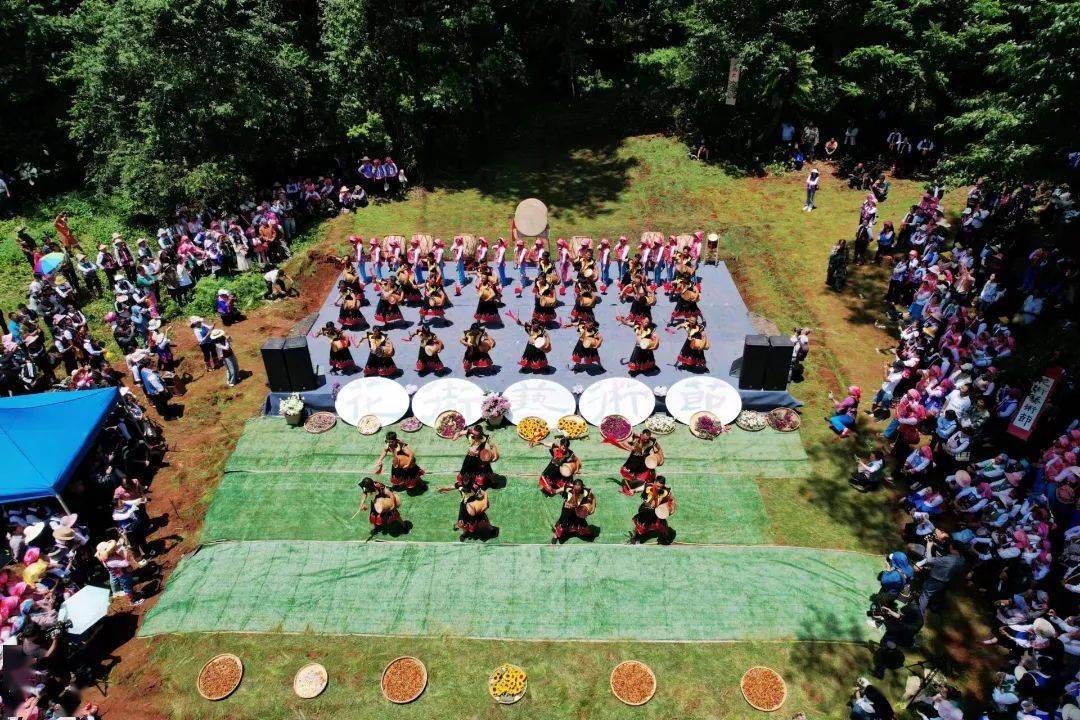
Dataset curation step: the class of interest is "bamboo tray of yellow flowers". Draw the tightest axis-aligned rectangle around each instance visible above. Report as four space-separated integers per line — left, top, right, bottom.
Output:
488 663 527 704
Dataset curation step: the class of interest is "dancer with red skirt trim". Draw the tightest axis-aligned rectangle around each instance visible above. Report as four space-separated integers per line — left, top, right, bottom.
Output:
339 258 367 299
335 282 369 331
570 278 597 324
532 276 559 328
617 316 659 376
373 278 404 326
419 275 448 321
396 263 423 306
373 431 426 492
407 323 446 375
625 279 656 325
570 319 603 369
473 274 501 326
511 316 551 373
533 436 580 495
438 477 496 540
460 323 495 375
362 326 399 377
552 479 597 543
357 477 406 536
608 428 665 495
669 275 702 323
449 425 499 488
674 317 709 370
316 322 358 374
629 476 675 544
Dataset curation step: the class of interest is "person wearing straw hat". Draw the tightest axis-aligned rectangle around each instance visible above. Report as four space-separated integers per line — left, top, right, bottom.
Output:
190 316 218 371
95 540 142 604
211 328 239 387
215 288 240 325
147 318 174 371
74 252 102 298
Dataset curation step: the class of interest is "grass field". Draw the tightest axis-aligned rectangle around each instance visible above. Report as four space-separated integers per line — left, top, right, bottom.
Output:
1 115 964 718
117 127 946 720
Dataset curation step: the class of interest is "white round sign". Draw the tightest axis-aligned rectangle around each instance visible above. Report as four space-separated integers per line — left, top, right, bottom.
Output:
334 377 411 427
666 377 743 425
577 378 655 427
503 379 577 426
410 378 485 427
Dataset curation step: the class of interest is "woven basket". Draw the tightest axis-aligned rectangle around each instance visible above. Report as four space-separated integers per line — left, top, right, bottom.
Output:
380 656 427 704
292 663 328 699
740 666 787 712
304 411 337 434
610 661 656 706
197 653 243 701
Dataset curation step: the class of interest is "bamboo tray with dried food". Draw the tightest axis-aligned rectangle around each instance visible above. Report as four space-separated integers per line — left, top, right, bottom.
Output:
435 410 466 439
292 662 328 699
197 653 243 701
303 411 337 434
599 414 633 442
356 414 382 435
734 410 767 432
610 660 656 706
740 666 787 711
381 656 427 704
766 408 801 432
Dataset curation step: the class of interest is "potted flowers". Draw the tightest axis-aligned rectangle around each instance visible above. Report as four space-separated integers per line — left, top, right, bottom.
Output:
480 392 511 427
280 393 305 427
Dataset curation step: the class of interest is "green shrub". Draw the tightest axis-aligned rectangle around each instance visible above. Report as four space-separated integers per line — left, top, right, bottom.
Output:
182 272 270 320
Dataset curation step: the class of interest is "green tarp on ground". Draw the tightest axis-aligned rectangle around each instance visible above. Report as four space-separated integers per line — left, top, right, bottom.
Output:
202 471 771 545
201 418 806 545
140 541 879 642
224 418 810 478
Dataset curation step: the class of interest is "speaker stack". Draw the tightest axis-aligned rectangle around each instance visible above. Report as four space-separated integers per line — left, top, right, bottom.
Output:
261 336 318 392
738 335 793 391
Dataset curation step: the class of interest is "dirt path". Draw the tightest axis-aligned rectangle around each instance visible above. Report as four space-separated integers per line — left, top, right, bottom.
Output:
86 217 352 718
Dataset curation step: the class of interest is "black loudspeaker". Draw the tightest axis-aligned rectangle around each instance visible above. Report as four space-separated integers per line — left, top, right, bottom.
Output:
738 335 771 390
281 336 318 391
261 338 291 392
763 336 794 391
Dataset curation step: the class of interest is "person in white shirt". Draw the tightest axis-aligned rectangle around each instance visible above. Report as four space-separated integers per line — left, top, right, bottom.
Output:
452 236 466 286
804 168 820 211
615 236 630 284
494 237 508 286
598 238 612 286
513 237 528 285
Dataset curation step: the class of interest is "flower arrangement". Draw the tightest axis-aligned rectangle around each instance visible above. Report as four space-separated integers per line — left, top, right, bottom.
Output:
280 393 305 425
405 384 418 395
331 382 341 400
481 392 511 422
652 385 668 397
571 384 584 395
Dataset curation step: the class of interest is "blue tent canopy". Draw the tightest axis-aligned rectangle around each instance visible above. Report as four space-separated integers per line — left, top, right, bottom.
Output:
0 388 119 504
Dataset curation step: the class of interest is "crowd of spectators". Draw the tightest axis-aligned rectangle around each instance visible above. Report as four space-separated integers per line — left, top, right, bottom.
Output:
832 164 1079 718
1 391 165 719
2 156 407 405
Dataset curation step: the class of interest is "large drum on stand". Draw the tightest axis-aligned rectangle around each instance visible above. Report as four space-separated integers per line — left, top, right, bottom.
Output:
514 198 549 252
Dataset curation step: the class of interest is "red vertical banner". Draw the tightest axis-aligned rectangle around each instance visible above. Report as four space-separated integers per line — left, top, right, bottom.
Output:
1007 366 1063 441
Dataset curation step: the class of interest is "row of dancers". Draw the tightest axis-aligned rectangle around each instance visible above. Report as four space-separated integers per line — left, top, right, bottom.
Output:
356 427 676 544
318 246 711 377
347 232 709 289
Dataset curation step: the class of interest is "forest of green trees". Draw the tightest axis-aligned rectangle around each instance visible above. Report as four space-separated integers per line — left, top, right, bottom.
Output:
2 0 1076 215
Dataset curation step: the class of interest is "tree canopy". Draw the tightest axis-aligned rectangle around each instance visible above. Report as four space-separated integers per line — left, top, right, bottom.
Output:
0 0 1073 214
